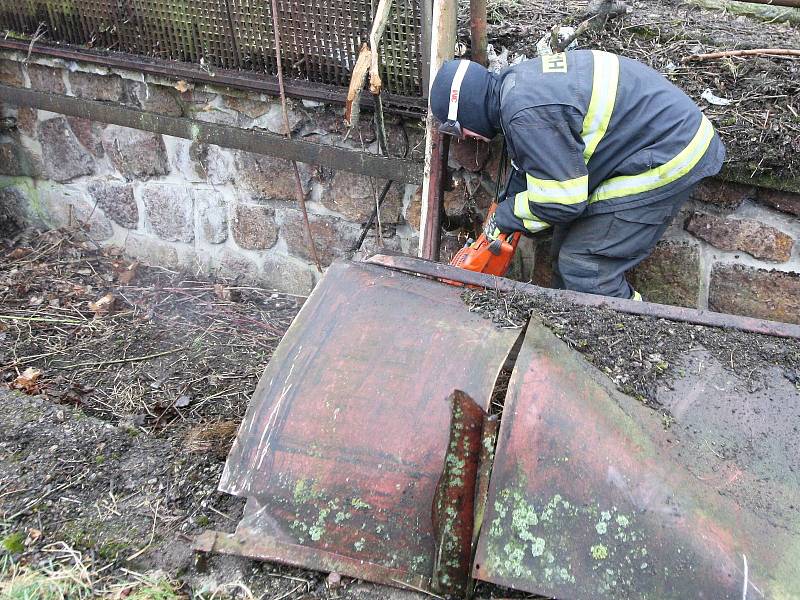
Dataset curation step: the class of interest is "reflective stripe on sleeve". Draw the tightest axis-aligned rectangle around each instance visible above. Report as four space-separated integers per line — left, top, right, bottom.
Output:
513 174 589 219
589 115 715 203
522 218 551 234
582 51 619 163
512 191 553 232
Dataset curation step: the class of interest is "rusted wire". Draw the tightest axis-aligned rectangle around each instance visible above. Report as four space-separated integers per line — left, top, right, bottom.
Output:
269 0 323 273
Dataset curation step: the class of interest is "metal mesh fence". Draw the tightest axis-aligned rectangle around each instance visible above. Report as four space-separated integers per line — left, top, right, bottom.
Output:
0 0 426 98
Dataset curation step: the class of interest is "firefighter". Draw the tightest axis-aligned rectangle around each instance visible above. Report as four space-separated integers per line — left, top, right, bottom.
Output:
430 51 725 300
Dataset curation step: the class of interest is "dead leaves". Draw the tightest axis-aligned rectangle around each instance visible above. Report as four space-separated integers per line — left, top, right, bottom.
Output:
89 293 116 315
11 367 42 394
112 259 139 285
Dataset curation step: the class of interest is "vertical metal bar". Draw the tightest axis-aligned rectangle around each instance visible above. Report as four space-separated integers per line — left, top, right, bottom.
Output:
421 130 449 261
469 0 487 67
420 0 432 98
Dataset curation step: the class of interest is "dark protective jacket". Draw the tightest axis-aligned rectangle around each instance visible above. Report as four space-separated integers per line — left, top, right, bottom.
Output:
492 50 725 233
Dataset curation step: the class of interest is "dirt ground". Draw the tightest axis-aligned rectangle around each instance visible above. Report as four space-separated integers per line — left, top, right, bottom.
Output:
0 227 432 599
2 225 798 597
463 287 800 409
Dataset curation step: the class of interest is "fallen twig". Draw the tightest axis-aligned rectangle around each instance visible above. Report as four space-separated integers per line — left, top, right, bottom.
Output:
56 347 184 369
683 48 800 62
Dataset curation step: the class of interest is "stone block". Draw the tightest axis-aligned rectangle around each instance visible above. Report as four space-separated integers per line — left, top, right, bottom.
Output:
126 81 182 116
39 117 94 182
235 151 310 199
190 143 235 185
281 210 358 267
232 203 278 250
0 186 28 233
0 140 41 177
405 187 422 232
685 212 793 262
691 179 755 209
141 184 194 242
757 188 800 217
124 233 181 269
69 71 124 102
709 265 800 325
320 171 403 223
87 181 138 229
195 189 228 244
261 254 315 296
216 248 260 284
449 138 490 172
16 107 37 136
223 95 271 119
27 64 66 94
249 101 305 134
40 186 113 241
102 125 169 179
627 241 701 307
66 116 105 157
0 59 24 87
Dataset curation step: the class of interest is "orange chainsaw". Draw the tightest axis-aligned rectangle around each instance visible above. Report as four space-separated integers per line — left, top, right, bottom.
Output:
449 203 521 278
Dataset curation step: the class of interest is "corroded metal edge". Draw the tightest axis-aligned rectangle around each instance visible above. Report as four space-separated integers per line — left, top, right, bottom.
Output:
194 530 431 590
431 390 485 596
366 254 800 339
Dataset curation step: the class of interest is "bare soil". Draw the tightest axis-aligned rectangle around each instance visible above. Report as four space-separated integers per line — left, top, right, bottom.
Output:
463 286 800 409
0 227 422 599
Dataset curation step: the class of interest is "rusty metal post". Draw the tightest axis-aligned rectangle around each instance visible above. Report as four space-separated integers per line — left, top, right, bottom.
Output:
421 130 450 260
469 0 488 66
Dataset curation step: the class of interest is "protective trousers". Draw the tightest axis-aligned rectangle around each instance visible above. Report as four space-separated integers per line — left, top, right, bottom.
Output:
550 188 693 299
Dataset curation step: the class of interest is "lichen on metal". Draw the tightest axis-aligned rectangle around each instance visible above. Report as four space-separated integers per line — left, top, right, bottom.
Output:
207 260 520 590
473 319 800 599
431 390 486 596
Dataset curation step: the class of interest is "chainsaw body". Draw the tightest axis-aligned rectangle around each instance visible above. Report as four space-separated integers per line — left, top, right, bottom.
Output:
449 204 521 278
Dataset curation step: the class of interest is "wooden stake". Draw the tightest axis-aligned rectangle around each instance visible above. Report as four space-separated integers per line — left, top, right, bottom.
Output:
418 0 458 259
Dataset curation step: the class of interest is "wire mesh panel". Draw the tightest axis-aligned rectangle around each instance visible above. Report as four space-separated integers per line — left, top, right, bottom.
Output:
0 0 425 98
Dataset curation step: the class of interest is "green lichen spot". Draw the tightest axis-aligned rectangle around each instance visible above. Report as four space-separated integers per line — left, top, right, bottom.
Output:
591 544 609 560
616 515 630 528
595 521 608 535
308 526 324 541
354 537 365 551
530 537 546 557
351 498 371 510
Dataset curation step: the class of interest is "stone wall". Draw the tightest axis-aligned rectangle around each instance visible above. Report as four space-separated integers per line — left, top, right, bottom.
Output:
0 51 424 296
517 179 800 325
2 50 799 324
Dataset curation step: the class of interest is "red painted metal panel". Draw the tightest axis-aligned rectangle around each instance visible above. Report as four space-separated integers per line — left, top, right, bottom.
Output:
218 261 520 587
473 321 800 599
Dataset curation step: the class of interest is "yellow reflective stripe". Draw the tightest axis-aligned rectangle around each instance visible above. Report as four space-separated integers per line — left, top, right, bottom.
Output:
514 175 588 218
522 218 551 234
590 116 714 203
582 51 619 162
631 291 642 301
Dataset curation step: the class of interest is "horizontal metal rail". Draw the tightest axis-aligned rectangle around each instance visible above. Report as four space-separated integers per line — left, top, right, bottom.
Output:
0 85 424 185
366 254 800 339
0 40 427 118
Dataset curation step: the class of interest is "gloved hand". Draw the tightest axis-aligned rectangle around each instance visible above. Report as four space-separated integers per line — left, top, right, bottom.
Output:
483 211 504 241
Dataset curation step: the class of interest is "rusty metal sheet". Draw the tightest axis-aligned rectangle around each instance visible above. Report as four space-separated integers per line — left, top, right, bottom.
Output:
431 390 485 596
473 320 800 599
217 260 520 588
